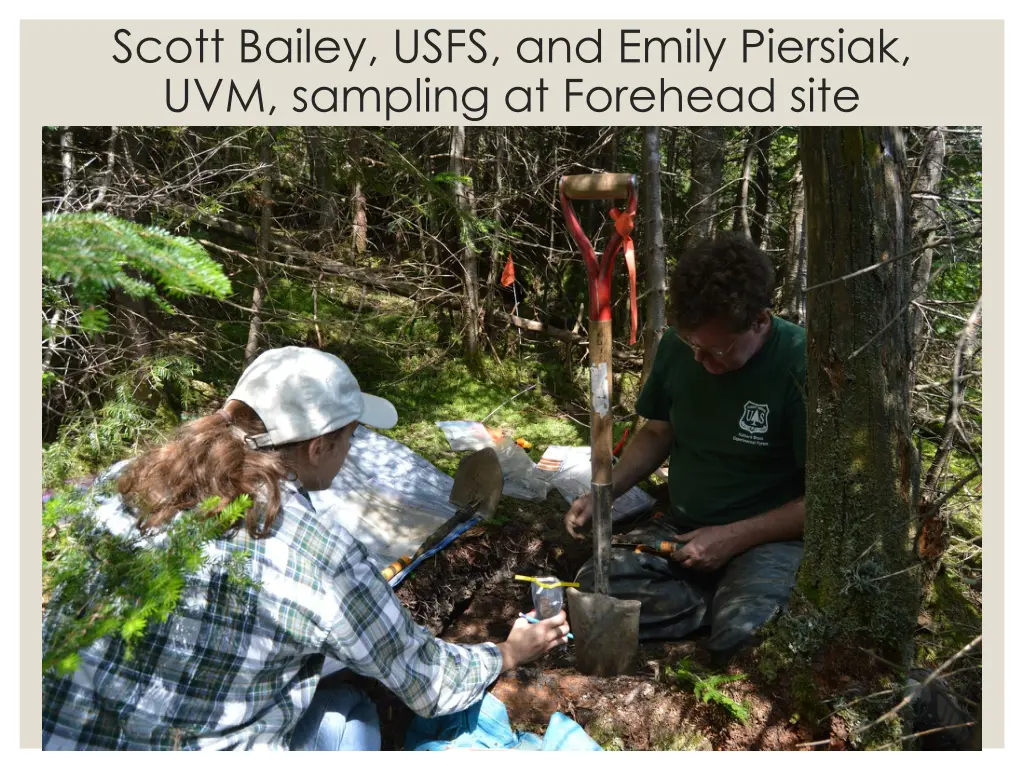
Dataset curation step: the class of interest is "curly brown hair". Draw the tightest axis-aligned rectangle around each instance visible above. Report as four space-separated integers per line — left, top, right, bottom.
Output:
670 232 774 333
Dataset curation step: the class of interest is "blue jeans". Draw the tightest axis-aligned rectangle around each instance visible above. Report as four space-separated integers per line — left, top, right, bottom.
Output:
290 674 381 751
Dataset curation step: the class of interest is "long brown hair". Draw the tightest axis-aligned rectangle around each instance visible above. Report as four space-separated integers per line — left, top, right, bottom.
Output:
117 401 289 538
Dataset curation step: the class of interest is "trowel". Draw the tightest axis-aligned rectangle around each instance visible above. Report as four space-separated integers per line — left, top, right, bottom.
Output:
559 172 642 677
381 447 505 582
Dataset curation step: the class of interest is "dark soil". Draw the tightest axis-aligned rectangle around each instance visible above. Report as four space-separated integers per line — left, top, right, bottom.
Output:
364 494 977 751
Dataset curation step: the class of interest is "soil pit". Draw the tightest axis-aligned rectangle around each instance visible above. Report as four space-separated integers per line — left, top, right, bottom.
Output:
364 502 820 751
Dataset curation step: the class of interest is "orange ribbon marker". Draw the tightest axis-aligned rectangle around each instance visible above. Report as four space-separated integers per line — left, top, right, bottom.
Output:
609 207 638 345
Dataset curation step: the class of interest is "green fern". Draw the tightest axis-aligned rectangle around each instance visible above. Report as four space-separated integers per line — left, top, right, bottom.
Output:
42 486 259 675
666 658 753 724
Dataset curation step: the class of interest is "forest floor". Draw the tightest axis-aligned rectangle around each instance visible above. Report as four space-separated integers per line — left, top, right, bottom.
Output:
44 286 981 751
363 487 981 751
324 287 984 752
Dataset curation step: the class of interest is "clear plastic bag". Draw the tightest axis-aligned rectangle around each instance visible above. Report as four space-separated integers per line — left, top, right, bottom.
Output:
435 421 496 452
530 577 565 620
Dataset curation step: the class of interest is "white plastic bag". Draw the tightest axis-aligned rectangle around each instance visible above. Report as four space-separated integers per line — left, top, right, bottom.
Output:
536 445 655 522
493 437 551 502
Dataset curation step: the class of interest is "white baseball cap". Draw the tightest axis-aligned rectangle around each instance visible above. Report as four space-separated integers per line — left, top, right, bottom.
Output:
226 346 398 449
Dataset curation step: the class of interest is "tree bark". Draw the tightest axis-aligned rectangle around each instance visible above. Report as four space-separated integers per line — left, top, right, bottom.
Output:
640 127 666 392
780 164 807 324
751 127 772 248
683 127 726 249
348 127 368 257
666 127 680 224
304 126 339 252
483 128 505 326
733 128 757 239
59 127 75 211
909 128 947 354
799 126 919 657
448 125 479 359
243 128 274 369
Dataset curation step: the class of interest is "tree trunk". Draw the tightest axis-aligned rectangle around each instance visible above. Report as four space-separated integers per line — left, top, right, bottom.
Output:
449 126 479 359
683 127 726 249
733 128 757 239
909 128 947 355
666 127 680 225
751 127 772 248
348 127 368 257
780 164 807 324
914 295 981 592
799 126 920 657
483 128 505 326
920 296 982 507
59 127 75 211
423 145 452 346
243 128 274 368
640 127 666 392
304 126 338 251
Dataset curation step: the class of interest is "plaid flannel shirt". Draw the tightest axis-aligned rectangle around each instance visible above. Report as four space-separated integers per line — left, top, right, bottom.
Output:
42 470 503 750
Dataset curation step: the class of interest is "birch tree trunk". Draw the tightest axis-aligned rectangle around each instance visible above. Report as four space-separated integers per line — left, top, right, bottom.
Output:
751 127 772 248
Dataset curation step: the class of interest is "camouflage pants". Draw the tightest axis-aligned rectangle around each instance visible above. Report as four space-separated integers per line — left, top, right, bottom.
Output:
575 515 803 665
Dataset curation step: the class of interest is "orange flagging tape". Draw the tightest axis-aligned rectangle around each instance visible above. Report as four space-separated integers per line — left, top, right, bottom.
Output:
609 208 638 345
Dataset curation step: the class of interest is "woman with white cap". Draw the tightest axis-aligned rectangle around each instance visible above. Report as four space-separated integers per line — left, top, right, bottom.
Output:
42 346 570 751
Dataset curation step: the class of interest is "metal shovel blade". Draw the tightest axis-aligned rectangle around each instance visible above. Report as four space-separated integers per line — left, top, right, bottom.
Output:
567 588 641 677
380 448 505 582
449 446 504 517
409 447 504 560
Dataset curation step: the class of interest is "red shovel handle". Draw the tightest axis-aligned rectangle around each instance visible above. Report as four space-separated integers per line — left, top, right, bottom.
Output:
559 174 638 326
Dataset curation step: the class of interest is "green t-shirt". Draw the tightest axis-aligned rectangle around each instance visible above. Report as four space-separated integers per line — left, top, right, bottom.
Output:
635 315 807 529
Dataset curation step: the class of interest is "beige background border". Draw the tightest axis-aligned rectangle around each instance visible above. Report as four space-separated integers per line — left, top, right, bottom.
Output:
21 18 1003 750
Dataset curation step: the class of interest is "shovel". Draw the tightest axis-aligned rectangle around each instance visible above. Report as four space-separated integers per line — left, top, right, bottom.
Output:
559 172 642 677
381 447 504 581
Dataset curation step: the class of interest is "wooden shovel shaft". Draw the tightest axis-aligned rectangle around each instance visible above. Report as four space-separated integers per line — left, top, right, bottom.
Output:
562 173 634 200
589 319 614 595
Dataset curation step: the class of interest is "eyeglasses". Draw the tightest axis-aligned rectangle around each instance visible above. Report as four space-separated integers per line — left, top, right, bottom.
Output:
680 335 742 358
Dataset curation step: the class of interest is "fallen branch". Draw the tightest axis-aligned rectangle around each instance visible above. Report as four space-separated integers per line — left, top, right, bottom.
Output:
855 635 981 737
866 722 974 751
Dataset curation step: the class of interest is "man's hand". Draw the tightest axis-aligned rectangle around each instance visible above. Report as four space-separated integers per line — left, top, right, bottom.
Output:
564 493 594 540
563 419 673 540
671 526 740 571
498 611 571 672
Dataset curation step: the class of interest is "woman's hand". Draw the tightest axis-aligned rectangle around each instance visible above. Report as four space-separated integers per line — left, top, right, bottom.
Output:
497 610 571 672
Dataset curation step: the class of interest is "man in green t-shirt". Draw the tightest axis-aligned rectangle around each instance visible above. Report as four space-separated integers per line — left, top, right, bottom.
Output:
566 233 806 666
